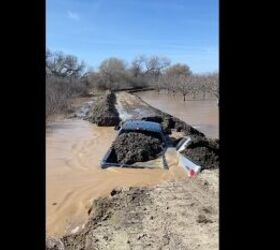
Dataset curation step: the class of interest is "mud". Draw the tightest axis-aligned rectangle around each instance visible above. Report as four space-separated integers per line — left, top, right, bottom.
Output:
89 92 120 126
181 136 219 170
47 169 219 250
112 131 165 164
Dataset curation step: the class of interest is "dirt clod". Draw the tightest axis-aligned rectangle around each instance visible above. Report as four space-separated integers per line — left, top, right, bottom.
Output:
197 214 213 224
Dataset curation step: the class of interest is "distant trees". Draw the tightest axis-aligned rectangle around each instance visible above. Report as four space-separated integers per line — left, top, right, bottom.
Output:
46 49 91 120
88 55 171 91
163 64 192 94
207 72 219 104
46 48 219 120
46 49 85 78
98 57 128 90
159 65 219 102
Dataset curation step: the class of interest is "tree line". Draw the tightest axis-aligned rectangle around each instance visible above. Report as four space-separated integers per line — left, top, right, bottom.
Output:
46 49 219 119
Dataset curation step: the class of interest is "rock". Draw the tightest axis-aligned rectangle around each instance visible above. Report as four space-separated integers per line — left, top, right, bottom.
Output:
197 214 213 224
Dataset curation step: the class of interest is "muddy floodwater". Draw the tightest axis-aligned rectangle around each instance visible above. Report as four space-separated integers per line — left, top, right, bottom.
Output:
46 93 219 237
136 91 219 138
46 118 186 237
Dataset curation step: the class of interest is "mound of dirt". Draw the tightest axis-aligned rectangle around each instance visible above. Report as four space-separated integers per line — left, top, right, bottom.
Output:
171 117 205 136
141 114 204 137
112 131 164 164
182 136 219 170
90 92 120 126
47 170 219 250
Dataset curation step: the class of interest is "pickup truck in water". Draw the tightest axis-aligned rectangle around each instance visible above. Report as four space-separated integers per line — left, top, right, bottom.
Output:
100 119 168 169
100 119 203 176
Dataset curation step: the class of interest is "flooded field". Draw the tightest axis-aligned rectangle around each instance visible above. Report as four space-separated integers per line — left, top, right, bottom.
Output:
46 92 219 237
46 118 186 237
136 90 219 138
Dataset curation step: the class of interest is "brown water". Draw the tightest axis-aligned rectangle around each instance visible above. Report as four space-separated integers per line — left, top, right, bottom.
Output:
46 92 218 237
46 118 186 237
136 91 219 138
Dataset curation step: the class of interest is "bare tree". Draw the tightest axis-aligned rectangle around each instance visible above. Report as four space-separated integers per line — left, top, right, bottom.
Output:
208 73 219 104
144 56 171 88
164 63 192 77
46 49 91 120
98 57 127 90
177 75 191 101
46 50 85 78
163 63 192 94
189 75 200 100
130 55 146 78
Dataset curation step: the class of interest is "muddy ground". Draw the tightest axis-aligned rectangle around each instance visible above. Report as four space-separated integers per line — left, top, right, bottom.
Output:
47 91 219 250
47 169 218 250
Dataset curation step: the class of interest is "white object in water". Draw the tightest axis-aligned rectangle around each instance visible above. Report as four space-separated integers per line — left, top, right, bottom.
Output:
71 226 80 234
177 137 192 153
178 152 201 177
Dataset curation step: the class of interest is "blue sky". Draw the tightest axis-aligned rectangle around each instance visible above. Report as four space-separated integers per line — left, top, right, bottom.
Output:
47 0 218 73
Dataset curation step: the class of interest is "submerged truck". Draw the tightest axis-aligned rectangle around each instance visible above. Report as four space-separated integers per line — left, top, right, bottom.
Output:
101 119 202 176
101 119 168 169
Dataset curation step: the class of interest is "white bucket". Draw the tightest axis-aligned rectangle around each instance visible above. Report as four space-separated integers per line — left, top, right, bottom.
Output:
177 152 201 177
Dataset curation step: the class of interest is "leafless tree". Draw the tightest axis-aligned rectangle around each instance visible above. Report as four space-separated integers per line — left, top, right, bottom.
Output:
163 63 192 94
177 75 192 101
46 50 85 78
208 73 219 104
130 55 146 78
189 75 200 100
144 56 171 87
98 57 128 90
46 49 91 120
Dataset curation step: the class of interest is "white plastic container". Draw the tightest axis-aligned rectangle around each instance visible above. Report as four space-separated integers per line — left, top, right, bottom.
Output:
177 153 201 177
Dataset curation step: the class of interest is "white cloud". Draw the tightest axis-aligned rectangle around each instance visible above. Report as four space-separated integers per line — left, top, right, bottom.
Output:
67 11 80 21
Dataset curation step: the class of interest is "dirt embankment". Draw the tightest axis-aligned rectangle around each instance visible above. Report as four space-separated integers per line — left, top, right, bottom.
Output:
87 92 120 126
116 92 205 137
47 169 218 250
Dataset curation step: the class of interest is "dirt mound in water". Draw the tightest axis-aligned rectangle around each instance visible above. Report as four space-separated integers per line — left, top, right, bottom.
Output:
141 115 205 137
182 136 219 170
112 131 164 164
172 117 205 137
90 92 120 126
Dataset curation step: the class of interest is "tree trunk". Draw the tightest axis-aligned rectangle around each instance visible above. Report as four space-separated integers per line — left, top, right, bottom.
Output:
203 91 206 100
183 94 186 102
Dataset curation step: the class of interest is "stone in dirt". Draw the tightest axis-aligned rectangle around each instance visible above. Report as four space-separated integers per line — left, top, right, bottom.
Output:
112 131 164 164
89 92 120 126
